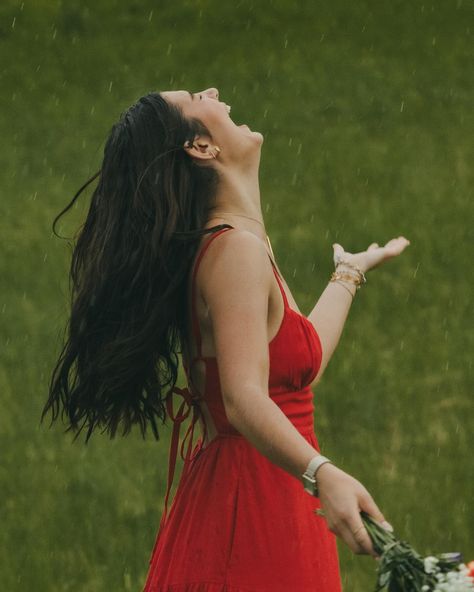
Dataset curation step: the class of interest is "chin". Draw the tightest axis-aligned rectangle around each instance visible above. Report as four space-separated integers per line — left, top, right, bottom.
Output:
252 130 264 146
241 125 263 143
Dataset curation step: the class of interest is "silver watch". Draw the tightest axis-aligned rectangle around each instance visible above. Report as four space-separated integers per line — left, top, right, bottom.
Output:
301 455 333 496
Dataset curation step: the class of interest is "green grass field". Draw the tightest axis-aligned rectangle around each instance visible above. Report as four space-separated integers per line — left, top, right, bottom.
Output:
1 1 472 590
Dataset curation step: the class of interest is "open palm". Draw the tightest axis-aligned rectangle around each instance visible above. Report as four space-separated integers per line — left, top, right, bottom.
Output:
332 236 411 274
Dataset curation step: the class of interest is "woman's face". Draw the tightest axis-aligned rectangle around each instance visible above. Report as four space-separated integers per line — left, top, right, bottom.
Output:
160 87 263 163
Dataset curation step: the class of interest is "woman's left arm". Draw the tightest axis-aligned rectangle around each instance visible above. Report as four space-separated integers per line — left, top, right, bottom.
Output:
308 236 411 385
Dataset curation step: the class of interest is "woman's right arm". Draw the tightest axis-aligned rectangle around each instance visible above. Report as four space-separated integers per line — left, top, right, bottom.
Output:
200 229 392 557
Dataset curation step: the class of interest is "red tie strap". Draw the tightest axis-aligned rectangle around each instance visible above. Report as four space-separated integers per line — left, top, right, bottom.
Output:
158 384 207 532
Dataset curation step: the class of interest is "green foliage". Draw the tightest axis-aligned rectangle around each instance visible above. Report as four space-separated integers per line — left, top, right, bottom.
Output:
1 1 472 590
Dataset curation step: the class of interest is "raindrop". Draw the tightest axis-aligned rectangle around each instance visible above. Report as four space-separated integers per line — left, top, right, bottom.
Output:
12 17 16 29
167 44 172 56
413 262 420 279
148 10 153 22
400 100 404 112
108 81 113 92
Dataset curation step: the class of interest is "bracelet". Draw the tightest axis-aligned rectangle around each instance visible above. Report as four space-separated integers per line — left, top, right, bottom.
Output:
330 270 365 290
334 257 367 285
332 279 355 299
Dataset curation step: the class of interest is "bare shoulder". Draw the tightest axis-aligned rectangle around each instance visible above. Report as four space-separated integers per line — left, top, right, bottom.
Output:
197 228 272 304
196 229 274 405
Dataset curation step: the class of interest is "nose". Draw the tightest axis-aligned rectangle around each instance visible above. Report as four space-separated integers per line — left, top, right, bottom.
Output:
203 87 219 100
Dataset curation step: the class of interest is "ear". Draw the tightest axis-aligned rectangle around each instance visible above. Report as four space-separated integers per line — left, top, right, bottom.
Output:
183 135 216 162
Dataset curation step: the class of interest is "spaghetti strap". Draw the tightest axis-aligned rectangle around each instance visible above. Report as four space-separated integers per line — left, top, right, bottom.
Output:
267 255 290 309
190 224 235 360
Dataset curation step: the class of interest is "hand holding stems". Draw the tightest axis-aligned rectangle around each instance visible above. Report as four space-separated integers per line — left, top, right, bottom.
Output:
314 463 394 559
332 236 411 275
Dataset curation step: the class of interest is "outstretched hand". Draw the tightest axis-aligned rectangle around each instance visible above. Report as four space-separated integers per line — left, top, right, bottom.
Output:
332 236 411 274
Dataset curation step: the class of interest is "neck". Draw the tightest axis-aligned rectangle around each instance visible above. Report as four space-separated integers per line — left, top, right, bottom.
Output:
207 165 266 240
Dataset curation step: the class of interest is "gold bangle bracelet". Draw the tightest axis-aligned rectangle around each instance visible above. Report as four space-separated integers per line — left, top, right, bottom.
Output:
334 261 367 285
330 271 363 289
335 258 366 279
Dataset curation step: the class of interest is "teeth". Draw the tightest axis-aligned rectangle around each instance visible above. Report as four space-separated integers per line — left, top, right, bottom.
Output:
226 104 231 113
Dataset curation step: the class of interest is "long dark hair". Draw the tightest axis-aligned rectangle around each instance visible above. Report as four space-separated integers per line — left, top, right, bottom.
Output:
41 91 223 443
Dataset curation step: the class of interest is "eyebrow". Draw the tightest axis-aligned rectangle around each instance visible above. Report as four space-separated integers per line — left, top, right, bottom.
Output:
187 91 194 101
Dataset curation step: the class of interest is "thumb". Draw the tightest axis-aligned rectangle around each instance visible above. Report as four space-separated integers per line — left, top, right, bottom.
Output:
332 243 345 259
360 497 394 533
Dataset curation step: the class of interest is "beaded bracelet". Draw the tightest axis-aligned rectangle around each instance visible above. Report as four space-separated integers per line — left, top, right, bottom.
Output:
330 270 365 290
334 257 367 284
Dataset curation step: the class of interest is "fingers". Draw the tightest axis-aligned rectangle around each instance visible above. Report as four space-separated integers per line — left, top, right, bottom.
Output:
342 517 378 557
326 509 378 557
330 494 393 558
359 493 387 528
384 236 411 251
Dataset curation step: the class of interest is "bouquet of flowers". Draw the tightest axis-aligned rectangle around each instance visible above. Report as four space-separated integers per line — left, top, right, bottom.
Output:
315 509 474 591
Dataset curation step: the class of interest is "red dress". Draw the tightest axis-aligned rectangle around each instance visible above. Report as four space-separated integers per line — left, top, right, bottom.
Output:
143 225 342 591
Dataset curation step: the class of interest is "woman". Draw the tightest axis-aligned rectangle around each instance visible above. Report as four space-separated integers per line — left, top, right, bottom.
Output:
42 87 410 590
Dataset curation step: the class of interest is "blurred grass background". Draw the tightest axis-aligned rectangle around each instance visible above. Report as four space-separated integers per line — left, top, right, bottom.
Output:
1 0 472 590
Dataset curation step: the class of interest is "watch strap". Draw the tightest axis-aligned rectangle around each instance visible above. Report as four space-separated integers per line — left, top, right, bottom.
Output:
301 455 333 496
